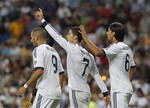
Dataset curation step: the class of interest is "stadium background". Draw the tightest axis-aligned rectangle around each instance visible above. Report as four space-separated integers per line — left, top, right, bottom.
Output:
0 0 150 108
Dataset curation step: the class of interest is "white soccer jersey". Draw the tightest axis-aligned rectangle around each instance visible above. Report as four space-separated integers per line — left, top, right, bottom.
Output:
103 42 136 94
43 23 108 94
32 44 64 99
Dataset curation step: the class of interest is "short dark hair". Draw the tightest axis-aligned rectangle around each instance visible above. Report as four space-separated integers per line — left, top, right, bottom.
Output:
109 22 125 42
32 27 54 46
71 26 83 43
32 27 47 39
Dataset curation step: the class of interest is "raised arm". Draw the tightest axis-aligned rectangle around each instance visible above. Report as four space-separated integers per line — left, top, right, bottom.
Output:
79 25 105 57
35 8 71 52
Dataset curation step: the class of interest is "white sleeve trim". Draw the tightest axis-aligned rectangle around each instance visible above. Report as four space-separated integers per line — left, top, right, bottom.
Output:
41 19 45 23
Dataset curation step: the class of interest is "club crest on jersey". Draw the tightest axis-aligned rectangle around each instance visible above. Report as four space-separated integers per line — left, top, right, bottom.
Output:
34 61 37 65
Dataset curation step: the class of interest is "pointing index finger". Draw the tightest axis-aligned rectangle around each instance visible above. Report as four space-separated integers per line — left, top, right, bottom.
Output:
38 8 42 12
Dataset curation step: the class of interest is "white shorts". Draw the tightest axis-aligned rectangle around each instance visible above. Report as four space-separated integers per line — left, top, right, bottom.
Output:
32 92 60 108
110 92 132 108
69 88 91 108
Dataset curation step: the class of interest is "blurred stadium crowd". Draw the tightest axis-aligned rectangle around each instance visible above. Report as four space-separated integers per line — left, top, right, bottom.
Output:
0 0 150 108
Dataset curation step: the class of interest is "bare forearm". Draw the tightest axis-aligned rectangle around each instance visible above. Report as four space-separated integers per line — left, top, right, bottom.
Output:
59 72 65 89
130 67 136 81
26 69 43 87
84 38 104 57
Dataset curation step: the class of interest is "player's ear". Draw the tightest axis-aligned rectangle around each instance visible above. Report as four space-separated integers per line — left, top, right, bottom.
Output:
74 35 78 40
35 35 39 41
112 32 115 37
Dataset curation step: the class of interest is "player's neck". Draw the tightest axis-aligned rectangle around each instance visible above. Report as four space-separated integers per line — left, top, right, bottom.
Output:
37 40 46 46
112 39 118 43
73 41 81 46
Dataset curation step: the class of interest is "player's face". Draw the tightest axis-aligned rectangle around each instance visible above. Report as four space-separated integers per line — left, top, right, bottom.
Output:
65 30 74 43
106 28 115 42
30 32 38 47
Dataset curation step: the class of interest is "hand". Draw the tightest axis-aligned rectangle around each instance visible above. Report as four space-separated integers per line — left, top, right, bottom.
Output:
35 8 44 21
17 87 26 97
104 95 111 106
79 25 88 40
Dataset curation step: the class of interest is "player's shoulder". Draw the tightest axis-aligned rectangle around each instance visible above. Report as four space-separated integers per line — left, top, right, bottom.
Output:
117 42 128 46
32 44 46 56
37 44 46 49
80 47 88 54
69 44 86 55
107 43 120 50
42 44 57 52
37 44 51 49
36 44 54 53
80 47 94 58
106 42 129 53
70 43 80 50
117 42 132 50
111 42 129 49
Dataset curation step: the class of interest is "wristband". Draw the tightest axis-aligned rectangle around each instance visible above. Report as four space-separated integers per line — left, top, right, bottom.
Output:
103 91 108 97
23 84 28 89
41 19 45 23
42 21 48 27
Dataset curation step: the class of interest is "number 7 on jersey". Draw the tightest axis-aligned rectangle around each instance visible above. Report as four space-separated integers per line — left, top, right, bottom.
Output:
82 58 89 76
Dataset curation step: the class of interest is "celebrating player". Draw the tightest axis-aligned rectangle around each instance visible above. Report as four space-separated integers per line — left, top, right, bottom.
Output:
17 27 64 108
79 23 136 108
35 8 111 108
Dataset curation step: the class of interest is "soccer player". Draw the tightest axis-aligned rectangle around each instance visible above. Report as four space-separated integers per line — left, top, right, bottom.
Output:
17 27 65 108
35 8 111 108
79 23 136 108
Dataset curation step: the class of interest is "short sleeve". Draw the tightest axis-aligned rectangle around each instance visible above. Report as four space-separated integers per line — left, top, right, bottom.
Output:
103 44 121 58
58 59 64 73
32 48 44 68
131 53 136 67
